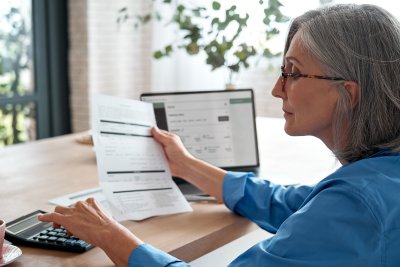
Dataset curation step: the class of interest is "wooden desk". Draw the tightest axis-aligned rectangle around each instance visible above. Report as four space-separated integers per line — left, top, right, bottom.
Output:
0 133 258 266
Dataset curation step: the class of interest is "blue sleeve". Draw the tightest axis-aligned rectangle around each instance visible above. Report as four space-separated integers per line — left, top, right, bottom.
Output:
128 243 190 267
228 184 381 267
223 171 314 233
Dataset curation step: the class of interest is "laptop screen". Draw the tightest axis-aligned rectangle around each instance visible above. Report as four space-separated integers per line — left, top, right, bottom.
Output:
140 89 259 170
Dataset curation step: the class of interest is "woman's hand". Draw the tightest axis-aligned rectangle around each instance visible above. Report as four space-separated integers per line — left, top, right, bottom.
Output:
152 127 227 201
38 198 142 266
151 127 196 179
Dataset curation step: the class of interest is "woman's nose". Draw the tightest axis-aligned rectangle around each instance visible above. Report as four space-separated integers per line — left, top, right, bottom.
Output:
271 77 286 99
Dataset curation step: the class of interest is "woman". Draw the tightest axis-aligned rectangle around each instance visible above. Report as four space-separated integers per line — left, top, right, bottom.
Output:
39 4 400 266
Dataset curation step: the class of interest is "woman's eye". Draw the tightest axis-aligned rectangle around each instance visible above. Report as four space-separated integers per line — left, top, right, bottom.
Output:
283 63 293 73
291 66 300 73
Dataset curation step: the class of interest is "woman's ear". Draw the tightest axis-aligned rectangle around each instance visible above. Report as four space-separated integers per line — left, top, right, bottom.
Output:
343 80 360 108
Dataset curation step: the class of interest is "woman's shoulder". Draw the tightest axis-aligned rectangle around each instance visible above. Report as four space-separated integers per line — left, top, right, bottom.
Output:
325 151 400 186
311 153 400 228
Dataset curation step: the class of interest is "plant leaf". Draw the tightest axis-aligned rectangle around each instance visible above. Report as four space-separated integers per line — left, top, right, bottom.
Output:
153 50 163 59
212 1 221 10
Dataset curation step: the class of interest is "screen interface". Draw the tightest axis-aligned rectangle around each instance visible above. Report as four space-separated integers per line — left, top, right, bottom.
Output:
141 90 258 168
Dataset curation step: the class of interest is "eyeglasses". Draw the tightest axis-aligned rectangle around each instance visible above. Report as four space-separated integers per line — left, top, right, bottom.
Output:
280 66 346 91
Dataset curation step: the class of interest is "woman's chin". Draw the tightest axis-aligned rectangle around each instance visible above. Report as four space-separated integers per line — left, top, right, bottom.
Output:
283 123 303 136
284 125 295 136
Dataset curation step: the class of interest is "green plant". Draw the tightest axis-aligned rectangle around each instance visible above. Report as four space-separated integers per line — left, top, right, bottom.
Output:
118 0 289 84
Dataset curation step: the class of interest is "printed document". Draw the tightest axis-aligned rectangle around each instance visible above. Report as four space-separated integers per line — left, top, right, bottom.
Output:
91 94 192 221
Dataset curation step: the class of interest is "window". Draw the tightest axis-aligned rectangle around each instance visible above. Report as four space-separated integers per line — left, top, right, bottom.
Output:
0 0 70 147
0 0 35 145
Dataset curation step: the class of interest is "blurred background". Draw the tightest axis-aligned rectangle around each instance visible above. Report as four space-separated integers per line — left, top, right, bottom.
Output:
1 0 399 147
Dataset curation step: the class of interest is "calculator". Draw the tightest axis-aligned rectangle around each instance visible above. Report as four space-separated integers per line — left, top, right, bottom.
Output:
5 210 93 253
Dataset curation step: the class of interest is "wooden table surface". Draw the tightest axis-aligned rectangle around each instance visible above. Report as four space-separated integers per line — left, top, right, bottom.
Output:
0 133 257 267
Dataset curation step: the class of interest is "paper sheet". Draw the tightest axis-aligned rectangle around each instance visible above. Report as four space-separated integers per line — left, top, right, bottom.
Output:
91 94 192 221
49 187 111 212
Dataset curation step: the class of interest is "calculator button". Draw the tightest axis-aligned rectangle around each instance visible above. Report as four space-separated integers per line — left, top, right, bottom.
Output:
54 228 64 233
48 236 58 242
38 235 49 241
40 230 48 235
48 231 57 236
65 240 76 247
56 238 67 243
56 233 67 238
47 227 54 231
74 240 87 247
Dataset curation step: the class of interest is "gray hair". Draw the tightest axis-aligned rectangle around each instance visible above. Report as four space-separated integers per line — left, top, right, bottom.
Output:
285 4 400 162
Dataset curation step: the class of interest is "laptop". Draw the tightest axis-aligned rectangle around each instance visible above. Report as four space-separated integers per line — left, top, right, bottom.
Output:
140 89 259 195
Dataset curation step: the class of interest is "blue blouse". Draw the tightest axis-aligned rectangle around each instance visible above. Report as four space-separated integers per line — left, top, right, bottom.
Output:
128 151 400 266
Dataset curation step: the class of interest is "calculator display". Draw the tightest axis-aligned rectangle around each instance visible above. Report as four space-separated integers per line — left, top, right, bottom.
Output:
7 211 42 235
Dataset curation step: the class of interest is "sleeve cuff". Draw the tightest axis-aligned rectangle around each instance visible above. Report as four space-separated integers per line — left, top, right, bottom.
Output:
223 171 254 212
128 243 185 267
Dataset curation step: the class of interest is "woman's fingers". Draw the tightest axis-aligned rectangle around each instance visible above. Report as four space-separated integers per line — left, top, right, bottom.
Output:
54 205 72 215
38 212 62 223
151 127 168 144
38 211 65 229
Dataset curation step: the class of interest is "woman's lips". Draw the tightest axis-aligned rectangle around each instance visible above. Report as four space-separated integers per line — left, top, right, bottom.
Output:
283 108 293 115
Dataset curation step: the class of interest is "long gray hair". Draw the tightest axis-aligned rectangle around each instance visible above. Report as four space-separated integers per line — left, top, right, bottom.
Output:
285 4 400 162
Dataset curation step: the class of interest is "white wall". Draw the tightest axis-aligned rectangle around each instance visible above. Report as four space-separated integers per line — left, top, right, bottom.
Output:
68 0 89 132
87 1 152 99
68 0 153 132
